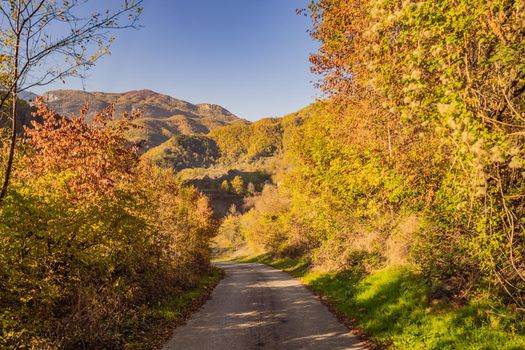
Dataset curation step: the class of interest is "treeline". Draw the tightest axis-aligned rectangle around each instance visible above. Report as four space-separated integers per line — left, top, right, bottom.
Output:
0 100 214 348
145 134 221 171
209 118 284 161
221 0 525 316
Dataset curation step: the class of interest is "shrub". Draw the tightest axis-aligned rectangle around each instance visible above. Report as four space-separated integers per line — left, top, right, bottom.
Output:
0 100 214 348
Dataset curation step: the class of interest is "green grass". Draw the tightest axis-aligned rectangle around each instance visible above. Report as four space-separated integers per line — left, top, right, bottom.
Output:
122 267 224 349
241 255 525 350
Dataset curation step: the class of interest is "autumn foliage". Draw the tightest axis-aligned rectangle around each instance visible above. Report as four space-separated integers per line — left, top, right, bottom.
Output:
24 99 140 197
306 0 525 305
0 100 214 348
216 0 525 319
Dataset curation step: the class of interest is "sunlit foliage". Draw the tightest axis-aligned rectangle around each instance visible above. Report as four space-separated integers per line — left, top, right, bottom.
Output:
307 0 525 306
218 0 525 314
0 100 214 348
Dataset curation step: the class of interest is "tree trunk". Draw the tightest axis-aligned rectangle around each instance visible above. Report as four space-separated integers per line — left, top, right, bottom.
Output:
0 9 20 201
0 90 18 200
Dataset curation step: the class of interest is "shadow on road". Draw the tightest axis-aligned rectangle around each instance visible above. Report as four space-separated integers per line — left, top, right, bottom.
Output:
162 262 366 350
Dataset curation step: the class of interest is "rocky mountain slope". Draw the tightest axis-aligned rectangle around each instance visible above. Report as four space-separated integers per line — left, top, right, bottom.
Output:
42 89 249 148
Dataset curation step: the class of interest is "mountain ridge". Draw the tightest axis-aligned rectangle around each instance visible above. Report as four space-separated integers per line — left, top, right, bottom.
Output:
41 89 249 148
42 89 242 121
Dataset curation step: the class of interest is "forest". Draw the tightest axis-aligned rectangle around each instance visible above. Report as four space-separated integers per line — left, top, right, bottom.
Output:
1 0 525 349
211 0 525 348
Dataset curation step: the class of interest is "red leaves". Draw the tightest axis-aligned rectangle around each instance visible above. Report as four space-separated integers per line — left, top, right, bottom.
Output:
23 97 140 200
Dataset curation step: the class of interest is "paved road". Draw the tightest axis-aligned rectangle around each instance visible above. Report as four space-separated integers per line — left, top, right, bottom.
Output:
162 262 366 350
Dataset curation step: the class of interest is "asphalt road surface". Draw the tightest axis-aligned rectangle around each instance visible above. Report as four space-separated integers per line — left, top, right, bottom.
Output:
162 262 367 350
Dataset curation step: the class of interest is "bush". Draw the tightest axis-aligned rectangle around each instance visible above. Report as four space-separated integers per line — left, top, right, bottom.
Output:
0 100 214 348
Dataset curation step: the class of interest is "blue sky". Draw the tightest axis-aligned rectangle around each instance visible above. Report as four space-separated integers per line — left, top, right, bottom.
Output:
33 0 319 121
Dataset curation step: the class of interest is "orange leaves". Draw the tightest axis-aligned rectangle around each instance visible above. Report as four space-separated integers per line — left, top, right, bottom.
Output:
1 100 215 347
23 98 140 200
308 0 369 97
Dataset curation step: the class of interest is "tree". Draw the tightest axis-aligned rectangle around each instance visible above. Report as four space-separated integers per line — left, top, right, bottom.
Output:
220 179 230 192
231 175 244 195
247 182 256 195
0 0 143 200
307 0 525 305
1 100 215 346
25 98 140 197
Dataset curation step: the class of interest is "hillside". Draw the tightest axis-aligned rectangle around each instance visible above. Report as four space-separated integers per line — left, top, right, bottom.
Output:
145 105 314 170
141 106 313 217
3 1 525 349
145 134 220 171
42 89 249 148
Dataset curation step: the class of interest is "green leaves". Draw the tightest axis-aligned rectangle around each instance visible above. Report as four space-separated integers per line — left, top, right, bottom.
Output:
0 103 214 348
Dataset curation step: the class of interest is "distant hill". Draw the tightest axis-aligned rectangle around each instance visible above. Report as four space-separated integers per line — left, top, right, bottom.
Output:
42 89 249 148
0 98 37 132
0 90 38 131
144 104 316 171
139 104 317 218
145 134 221 171
18 91 38 103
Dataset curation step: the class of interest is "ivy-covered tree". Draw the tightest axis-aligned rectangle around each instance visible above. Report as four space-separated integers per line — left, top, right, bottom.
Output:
308 0 525 305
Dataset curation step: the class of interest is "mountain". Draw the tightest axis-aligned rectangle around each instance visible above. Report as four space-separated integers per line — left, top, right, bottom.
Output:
42 89 249 148
0 98 37 132
18 91 38 103
0 91 38 131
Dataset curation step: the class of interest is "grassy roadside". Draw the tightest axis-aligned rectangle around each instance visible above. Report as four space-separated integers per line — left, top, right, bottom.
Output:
240 255 525 350
122 267 224 349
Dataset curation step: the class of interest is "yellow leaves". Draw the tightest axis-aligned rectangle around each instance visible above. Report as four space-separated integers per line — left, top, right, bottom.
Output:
410 69 422 81
471 138 484 155
412 47 424 60
437 102 458 117
509 156 523 169
231 176 244 195
486 14 507 45
489 145 504 163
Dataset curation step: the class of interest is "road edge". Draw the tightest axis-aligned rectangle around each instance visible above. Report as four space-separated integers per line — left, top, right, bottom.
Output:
123 267 225 350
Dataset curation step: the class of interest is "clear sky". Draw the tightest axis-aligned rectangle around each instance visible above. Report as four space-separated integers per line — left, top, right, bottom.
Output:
32 0 319 121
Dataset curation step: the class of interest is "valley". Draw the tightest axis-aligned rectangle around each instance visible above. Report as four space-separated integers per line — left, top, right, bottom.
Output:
1 1 525 349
